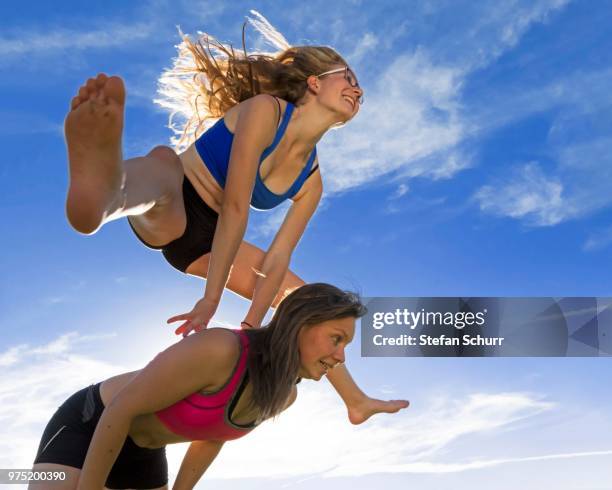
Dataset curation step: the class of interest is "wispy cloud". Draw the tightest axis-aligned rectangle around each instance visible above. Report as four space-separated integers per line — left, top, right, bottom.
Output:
347 32 379 63
0 332 124 468
349 449 612 474
322 50 467 193
389 184 409 200
0 112 62 136
319 1 570 196
200 387 560 480
471 77 612 227
473 162 569 226
445 0 571 69
0 23 157 59
583 225 612 252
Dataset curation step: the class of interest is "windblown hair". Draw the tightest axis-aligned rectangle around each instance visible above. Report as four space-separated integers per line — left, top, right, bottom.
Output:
155 11 348 151
244 283 366 424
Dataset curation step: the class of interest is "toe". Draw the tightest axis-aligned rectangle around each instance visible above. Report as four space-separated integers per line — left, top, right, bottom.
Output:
78 86 89 98
86 78 97 90
104 76 126 106
70 96 81 110
96 73 108 87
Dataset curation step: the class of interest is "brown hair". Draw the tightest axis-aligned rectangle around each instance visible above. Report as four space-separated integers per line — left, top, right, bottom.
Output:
244 283 366 424
155 13 348 150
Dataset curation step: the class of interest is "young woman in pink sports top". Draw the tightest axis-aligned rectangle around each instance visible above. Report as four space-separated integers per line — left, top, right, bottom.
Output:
32 284 407 489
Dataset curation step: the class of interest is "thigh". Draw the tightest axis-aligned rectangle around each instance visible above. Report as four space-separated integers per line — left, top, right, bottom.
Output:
185 240 305 307
105 438 168 490
28 463 80 490
126 147 187 247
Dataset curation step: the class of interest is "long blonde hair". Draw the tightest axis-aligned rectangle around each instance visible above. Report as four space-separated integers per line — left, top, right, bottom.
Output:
155 11 348 151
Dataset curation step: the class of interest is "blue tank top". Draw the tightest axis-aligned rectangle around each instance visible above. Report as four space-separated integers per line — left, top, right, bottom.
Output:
194 101 317 211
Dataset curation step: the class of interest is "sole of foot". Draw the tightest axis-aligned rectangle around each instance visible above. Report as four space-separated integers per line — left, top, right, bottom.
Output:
65 73 126 234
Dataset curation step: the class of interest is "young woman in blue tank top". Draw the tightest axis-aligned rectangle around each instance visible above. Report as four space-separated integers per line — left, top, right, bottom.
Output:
62 14 408 426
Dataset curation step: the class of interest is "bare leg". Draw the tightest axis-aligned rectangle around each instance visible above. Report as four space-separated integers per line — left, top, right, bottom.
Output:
186 241 410 424
64 74 186 243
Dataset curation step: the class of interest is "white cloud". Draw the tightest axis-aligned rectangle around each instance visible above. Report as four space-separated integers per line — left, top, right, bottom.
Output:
0 23 156 59
310 0 584 229
466 68 612 227
473 162 570 226
462 0 571 69
389 184 409 200
313 2 571 195
0 333 127 468
0 112 62 136
347 32 379 63
349 449 612 474
583 225 612 252
201 387 556 480
321 50 468 193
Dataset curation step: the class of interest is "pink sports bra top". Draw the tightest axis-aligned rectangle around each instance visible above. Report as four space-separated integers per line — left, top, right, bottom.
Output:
155 329 258 442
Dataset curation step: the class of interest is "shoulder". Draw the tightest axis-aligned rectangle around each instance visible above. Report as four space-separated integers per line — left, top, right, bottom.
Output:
197 327 241 357
239 94 282 119
231 95 284 145
181 328 241 372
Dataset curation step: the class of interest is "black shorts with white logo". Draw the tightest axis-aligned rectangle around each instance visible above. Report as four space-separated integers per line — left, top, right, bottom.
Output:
33 383 168 489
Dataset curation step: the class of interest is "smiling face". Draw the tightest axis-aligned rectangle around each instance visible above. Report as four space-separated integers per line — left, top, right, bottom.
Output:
297 316 356 380
310 64 364 122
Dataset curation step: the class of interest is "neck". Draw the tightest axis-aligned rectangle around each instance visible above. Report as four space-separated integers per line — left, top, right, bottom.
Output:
286 100 342 152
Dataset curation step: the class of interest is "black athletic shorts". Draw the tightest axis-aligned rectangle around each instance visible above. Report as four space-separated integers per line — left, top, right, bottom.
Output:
33 383 168 489
128 176 219 273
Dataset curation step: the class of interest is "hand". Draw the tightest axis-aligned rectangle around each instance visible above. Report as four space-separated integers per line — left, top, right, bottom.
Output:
167 297 219 337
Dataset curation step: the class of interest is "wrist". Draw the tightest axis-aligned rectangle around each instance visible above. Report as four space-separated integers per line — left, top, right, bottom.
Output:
202 293 221 305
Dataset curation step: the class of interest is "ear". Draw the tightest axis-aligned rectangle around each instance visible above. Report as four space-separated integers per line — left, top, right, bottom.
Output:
306 74 320 95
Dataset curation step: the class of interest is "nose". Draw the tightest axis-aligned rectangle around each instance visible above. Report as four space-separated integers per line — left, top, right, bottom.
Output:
352 86 364 104
333 345 346 364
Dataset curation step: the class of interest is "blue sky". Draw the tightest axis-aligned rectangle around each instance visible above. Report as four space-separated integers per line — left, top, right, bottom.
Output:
1 0 612 488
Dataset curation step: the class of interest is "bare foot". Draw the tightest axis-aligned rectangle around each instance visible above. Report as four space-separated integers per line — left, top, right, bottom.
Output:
65 73 126 234
348 397 410 425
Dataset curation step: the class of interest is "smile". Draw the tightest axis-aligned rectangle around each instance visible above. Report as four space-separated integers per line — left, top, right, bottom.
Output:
342 96 355 109
319 360 333 373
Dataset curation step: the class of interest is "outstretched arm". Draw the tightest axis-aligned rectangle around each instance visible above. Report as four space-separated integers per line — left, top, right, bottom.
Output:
243 164 322 327
168 95 281 335
173 440 225 490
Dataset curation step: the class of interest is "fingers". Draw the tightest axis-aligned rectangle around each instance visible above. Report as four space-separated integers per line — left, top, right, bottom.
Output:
179 324 206 337
167 313 190 324
170 317 208 337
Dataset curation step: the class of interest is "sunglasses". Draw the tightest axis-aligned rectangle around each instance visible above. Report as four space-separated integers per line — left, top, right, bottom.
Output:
316 66 364 105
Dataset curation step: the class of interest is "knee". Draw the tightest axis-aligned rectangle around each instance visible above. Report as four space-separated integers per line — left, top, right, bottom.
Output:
148 145 183 180
148 145 181 166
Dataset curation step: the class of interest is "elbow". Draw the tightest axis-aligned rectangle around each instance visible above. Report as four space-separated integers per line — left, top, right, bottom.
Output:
220 198 250 221
104 395 137 423
268 249 292 266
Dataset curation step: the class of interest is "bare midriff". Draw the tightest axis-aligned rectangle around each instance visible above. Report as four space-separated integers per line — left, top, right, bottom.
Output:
178 143 224 214
98 368 260 449
176 100 316 210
